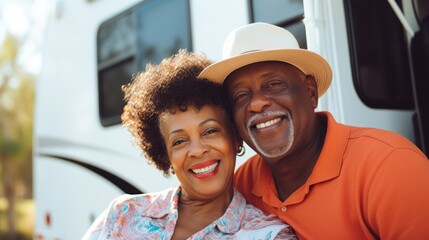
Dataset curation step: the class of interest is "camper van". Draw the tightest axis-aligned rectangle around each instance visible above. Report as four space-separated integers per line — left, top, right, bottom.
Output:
33 0 428 239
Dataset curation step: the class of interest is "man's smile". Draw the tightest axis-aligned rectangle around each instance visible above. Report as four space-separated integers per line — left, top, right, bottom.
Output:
255 117 281 129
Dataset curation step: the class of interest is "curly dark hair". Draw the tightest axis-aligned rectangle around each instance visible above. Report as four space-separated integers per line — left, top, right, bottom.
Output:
122 50 233 176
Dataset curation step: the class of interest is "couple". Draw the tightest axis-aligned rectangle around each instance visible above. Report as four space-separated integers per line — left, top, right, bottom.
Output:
83 23 429 239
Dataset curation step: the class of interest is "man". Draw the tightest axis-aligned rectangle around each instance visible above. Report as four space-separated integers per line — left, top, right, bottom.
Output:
199 22 429 239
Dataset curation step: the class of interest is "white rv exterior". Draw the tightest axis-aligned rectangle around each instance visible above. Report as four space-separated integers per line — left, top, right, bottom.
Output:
34 0 427 239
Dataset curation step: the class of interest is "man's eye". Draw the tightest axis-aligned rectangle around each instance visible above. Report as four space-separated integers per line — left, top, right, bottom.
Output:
234 92 249 103
267 81 283 87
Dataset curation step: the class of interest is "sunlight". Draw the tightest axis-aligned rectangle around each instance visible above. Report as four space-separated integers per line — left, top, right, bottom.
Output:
1 0 49 75
1 1 31 37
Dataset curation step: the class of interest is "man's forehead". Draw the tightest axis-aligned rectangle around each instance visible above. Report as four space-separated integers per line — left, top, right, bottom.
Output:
224 61 305 87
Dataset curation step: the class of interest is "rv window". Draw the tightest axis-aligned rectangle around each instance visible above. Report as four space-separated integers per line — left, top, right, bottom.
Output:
344 0 414 109
98 58 135 125
250 0 307 49
97 0 191 127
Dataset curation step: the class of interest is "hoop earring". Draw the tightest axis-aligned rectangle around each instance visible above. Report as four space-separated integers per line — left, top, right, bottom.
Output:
237 145 245 156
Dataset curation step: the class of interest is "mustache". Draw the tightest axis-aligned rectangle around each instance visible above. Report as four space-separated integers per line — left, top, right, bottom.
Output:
247 110 290 129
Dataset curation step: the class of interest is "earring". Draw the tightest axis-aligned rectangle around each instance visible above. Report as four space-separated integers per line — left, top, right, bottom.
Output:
237 145 245 156
170 165 175 175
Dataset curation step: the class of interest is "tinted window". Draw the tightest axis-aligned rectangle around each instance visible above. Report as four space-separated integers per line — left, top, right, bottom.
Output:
250 0 307 49
97 0 191 126
99 58 135 121
344 0 414 109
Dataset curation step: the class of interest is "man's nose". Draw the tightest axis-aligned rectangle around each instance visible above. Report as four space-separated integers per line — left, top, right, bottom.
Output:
247 91 271 113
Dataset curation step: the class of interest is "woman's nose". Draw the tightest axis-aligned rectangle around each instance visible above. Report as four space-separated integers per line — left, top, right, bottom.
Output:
187 139 209 158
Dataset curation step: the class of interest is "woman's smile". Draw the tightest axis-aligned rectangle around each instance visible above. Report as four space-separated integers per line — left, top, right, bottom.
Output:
190 160 220 179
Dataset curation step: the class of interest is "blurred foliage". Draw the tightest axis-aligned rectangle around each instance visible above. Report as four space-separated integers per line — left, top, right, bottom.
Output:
0 34 35 196
0 33 35 239
0 197 33 240
0 35 18 62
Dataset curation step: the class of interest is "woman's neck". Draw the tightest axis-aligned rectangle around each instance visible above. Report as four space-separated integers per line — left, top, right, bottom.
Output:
171 187 234 240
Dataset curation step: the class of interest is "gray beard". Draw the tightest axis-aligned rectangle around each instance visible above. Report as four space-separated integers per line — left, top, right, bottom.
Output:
246 111 294 159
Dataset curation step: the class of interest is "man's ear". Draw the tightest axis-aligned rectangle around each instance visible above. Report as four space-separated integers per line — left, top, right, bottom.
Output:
305 75 318 109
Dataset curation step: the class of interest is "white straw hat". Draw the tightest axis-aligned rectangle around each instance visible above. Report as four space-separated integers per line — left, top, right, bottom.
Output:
199 22 332 97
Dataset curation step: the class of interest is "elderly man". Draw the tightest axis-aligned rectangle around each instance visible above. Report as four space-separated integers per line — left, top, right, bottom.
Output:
199 22 429 239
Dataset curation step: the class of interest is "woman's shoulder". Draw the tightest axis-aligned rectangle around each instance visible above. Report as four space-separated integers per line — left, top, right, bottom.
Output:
111 187 176 204
108 187 178 217
82 187 178 239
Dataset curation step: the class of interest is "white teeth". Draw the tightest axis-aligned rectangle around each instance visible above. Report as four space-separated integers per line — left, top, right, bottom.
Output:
255 118 281 129
192 162 219 174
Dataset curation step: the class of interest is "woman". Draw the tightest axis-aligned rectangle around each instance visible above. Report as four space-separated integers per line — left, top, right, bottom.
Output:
82 50 296 239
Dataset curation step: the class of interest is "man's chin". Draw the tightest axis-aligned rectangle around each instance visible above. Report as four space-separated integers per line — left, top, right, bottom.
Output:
254 143 291 160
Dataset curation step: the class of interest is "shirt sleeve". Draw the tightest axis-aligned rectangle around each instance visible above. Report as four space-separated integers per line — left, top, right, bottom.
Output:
274 225 298 240
235 224 296 240
366 148 429 239
81 209 110 240
81 196 123 240
237 203 297 240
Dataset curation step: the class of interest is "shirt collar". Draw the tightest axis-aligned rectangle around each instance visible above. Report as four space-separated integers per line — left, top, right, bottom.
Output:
213 189 247 233
141 187 180 219
144 187 247 234
286 112 350 204
307 111 349 184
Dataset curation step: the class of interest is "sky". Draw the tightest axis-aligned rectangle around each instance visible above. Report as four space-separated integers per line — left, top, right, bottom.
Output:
0 0 50 75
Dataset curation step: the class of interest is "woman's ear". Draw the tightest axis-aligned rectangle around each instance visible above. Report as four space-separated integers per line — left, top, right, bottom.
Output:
234 132 243 153
305 75 319 109
236 139 245 156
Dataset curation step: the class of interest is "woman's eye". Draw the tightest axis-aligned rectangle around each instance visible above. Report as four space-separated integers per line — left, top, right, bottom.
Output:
204 128 219 136
172 139 186 146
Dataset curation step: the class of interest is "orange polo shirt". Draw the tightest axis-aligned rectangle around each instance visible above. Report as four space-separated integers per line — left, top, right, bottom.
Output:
234 112 429 239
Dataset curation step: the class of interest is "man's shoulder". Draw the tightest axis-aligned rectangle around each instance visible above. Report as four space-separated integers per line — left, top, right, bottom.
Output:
234 154 265 196
235 154 264 182
348 126 421 152
323 111 421 152
236 154 263 171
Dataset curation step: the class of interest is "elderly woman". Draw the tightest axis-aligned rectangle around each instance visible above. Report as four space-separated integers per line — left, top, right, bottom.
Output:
82 50 296 239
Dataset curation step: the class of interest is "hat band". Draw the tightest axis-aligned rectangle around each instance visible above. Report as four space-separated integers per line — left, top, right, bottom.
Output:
240 49 261 54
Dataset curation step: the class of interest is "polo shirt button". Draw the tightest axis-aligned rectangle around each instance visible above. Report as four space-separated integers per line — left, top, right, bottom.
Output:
281 206 287 212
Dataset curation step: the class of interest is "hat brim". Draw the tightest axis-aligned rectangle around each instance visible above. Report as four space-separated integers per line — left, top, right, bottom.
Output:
199 49 332 97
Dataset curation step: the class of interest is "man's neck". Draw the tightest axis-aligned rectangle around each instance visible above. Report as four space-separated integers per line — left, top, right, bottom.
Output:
271 115 327 201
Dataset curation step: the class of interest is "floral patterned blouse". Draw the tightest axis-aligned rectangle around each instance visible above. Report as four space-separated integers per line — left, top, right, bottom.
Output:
82 187 296 240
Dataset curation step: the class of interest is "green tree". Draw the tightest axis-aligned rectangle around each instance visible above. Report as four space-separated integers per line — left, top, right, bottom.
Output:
0 34 35 239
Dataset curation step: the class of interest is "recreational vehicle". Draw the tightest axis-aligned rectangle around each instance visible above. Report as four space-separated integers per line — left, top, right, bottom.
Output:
33 0 428 238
